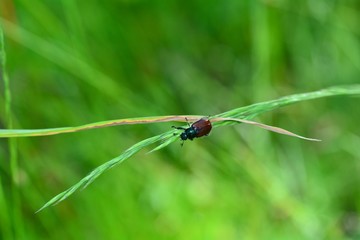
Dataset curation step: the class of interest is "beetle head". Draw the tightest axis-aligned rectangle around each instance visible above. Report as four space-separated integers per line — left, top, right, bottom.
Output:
180 132 188 140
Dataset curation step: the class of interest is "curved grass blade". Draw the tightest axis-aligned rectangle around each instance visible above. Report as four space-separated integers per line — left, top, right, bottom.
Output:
2 85 360 139
37 116 319 212
36 134 164 213
36 85 360 212
213 85 360 121
0 115 204 138
212 117 321 141
147 132 179 153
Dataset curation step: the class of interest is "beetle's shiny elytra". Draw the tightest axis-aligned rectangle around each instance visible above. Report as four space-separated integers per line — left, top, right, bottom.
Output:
172 117 212 141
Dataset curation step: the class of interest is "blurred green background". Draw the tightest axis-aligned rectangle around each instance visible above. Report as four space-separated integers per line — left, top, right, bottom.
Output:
1 0 360 239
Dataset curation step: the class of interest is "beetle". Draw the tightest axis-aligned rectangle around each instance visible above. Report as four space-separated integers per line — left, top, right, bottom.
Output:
172 117 212 142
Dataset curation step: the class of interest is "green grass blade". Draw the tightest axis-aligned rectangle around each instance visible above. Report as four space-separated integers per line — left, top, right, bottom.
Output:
36 85 360 212
0 24 13 240
36 134 164 213
1 85 359 138
147 132 179 153
0 23 24 239
213 85 360 124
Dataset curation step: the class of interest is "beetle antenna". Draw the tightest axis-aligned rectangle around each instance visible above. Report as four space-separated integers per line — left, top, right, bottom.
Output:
185 117 191 127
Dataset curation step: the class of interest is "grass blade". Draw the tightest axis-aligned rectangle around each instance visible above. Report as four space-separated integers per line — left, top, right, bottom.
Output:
34 85 360 212
0 115 204 138
212 117 321 141
36 134 163 213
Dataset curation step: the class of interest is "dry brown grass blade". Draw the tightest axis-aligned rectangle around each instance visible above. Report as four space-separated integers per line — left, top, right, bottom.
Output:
211 117 321 141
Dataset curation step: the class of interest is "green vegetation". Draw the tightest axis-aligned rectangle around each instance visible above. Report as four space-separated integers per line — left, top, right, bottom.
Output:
1 1 360 239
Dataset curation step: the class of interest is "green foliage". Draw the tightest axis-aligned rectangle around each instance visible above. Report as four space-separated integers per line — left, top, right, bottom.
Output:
1 0 360 239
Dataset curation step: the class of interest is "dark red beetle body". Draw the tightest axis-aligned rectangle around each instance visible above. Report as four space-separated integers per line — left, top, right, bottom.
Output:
172 117 212 141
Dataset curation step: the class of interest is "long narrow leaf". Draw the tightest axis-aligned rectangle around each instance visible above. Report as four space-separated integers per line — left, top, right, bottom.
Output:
35 85 360 212
36 134 164 213
0 115 203 138
2 85 360 138
212 117 320 141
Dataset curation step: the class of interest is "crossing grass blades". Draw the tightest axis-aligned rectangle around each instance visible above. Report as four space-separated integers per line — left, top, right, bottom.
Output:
0 86 359 212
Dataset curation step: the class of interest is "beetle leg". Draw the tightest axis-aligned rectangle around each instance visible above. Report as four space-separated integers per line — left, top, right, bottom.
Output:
172 126 187 130
185 117 191 127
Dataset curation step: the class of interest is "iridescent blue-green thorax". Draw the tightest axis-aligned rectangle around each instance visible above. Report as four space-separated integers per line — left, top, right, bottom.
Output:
180 127 197 141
